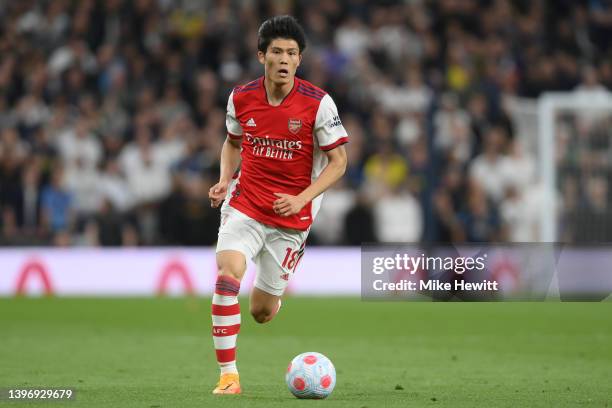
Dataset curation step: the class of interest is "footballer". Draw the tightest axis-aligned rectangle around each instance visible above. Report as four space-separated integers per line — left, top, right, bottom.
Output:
207 15 348 394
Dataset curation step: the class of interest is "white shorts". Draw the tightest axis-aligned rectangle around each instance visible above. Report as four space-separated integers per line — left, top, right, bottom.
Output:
216 205 308 296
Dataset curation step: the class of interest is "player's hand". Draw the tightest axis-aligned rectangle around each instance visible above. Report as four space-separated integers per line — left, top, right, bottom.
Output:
209 181 229 208
273 193 307 217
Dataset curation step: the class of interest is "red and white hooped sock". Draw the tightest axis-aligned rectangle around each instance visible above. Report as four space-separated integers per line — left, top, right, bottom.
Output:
211 275 241 375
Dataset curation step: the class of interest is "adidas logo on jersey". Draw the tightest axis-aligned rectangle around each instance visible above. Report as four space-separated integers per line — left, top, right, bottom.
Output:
246 118 256 127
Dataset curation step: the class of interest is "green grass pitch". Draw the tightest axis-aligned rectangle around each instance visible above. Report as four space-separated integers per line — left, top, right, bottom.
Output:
1 297 611 407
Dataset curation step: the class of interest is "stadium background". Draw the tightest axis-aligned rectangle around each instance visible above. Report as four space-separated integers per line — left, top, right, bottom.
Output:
1 1 612 407
1 0 611 247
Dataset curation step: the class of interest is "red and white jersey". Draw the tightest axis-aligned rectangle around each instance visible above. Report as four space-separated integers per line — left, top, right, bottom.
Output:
225 76 348 231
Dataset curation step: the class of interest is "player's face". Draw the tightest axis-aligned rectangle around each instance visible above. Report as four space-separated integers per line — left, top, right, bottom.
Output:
258 38 302 85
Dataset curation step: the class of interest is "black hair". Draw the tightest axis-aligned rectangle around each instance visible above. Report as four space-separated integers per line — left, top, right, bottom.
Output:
257 15 306 54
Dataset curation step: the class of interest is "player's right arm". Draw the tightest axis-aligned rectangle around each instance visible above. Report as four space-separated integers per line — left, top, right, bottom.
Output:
209 91 243 208
209 137 241 208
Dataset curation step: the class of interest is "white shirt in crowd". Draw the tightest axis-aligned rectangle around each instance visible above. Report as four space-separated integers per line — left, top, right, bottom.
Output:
56 127 102 170
119 139 185 205
64 166 102 215
311 187 355 244
374 191 423 242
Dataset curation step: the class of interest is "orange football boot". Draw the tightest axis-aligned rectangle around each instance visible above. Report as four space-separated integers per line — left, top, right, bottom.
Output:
212 373 241 395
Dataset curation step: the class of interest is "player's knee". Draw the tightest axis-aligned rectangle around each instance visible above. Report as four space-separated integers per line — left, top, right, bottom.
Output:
217 257 246 282
250 306 272 324
218 268 242 282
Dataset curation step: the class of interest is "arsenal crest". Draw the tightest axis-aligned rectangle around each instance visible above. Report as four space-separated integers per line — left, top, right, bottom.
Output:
288 118 302 134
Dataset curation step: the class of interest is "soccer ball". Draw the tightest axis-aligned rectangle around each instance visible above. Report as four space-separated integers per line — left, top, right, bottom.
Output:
285 352 336 399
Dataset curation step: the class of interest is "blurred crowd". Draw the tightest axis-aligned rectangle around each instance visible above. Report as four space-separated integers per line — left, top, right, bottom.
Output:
0 0 611 246
557 112 612 242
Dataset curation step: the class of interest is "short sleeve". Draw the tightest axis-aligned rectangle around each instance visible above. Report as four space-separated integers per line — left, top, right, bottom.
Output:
226 91 243 140
314 94 348 151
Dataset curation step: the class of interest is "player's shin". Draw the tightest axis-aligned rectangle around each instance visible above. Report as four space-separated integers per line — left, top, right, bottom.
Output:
211 275 241 375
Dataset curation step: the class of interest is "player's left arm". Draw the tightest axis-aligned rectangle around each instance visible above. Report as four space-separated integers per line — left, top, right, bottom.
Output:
273 145 347 217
